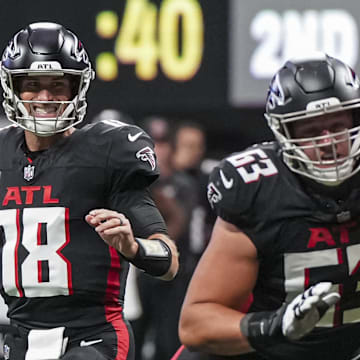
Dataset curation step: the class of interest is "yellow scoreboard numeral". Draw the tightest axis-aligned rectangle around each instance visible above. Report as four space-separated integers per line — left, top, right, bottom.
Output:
96 11 119 38
96 52 118 81
115 0 158 80
115 0 204 81
159 0 203 80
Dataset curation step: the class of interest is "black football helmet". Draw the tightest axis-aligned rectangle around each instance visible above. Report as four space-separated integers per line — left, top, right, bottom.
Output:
265 53 360 185
0 22 95 136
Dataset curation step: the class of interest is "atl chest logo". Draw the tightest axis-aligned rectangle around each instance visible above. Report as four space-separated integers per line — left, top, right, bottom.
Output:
305 222 358 249
2 186 59 205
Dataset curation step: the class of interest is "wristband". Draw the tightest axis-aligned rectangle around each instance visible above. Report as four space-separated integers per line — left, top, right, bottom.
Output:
240 305 286 348
126 238 172 276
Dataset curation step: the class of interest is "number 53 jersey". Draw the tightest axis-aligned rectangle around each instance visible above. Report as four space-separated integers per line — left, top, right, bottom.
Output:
207 142 360 359
0 121 164 330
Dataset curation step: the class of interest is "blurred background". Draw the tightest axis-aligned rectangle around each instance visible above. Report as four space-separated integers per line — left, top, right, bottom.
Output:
1 0 360 359
1 0 358 157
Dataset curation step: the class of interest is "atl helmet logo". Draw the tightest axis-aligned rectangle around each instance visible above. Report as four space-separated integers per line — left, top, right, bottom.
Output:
136 146 156 170
30 61 62 70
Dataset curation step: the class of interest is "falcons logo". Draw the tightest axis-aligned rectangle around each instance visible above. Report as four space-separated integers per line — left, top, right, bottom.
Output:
207 182 223 209
345 64 360 89
71 33 90 65
2 32 21 61
136 146 156 170
267 73 286 110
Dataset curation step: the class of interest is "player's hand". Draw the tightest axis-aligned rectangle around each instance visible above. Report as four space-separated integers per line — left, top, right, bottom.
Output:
281 282 340 340
85 209 138 258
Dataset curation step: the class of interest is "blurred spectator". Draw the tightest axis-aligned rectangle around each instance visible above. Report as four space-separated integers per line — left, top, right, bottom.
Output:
146 117 188 239
172 122 216 262
172 122 206 175
131 116 197 360
155 121 217 360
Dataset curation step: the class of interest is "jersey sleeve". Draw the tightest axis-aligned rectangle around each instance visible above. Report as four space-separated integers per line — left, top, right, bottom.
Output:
208 158 252 226
102 121 166 236
207 146 279 228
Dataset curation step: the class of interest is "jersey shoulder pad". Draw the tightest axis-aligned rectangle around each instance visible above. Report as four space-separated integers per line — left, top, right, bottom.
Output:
91 120 159 187
0 124 20 139
207 144 280 223
0 124 23 155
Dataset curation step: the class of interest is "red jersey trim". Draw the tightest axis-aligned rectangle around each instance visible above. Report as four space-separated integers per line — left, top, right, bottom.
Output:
105 246 129 360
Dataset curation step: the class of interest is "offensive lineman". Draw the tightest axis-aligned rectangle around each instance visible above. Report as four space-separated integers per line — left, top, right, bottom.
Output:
174 54 360 359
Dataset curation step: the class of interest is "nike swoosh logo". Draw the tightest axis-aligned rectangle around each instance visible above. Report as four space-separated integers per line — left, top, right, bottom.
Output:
80 339 103 347
128 131 143 142
220 169 233 189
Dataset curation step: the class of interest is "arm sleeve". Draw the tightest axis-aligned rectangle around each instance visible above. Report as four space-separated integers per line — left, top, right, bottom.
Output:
109 188 168 238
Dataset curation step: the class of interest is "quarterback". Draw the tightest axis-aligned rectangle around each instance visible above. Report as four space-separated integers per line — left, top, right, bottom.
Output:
0 22 178 359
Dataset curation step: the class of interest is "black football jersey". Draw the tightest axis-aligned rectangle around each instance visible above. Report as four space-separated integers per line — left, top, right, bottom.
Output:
207 142 360 359
0 120 167 330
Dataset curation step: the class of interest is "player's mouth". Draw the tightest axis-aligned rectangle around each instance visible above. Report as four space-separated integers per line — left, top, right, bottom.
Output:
317 155 346 168
31 105 61 118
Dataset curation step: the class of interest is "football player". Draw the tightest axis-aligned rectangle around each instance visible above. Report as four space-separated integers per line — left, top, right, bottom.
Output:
0 22 178 359
173 53 360 360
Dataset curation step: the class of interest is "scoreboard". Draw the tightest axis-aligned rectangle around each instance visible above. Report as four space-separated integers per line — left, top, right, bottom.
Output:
95 0 204 82
88 0 228 112
1 0 360 119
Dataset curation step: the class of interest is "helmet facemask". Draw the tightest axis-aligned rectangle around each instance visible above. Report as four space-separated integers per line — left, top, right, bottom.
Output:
266 105 360 186
1 68 92 136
